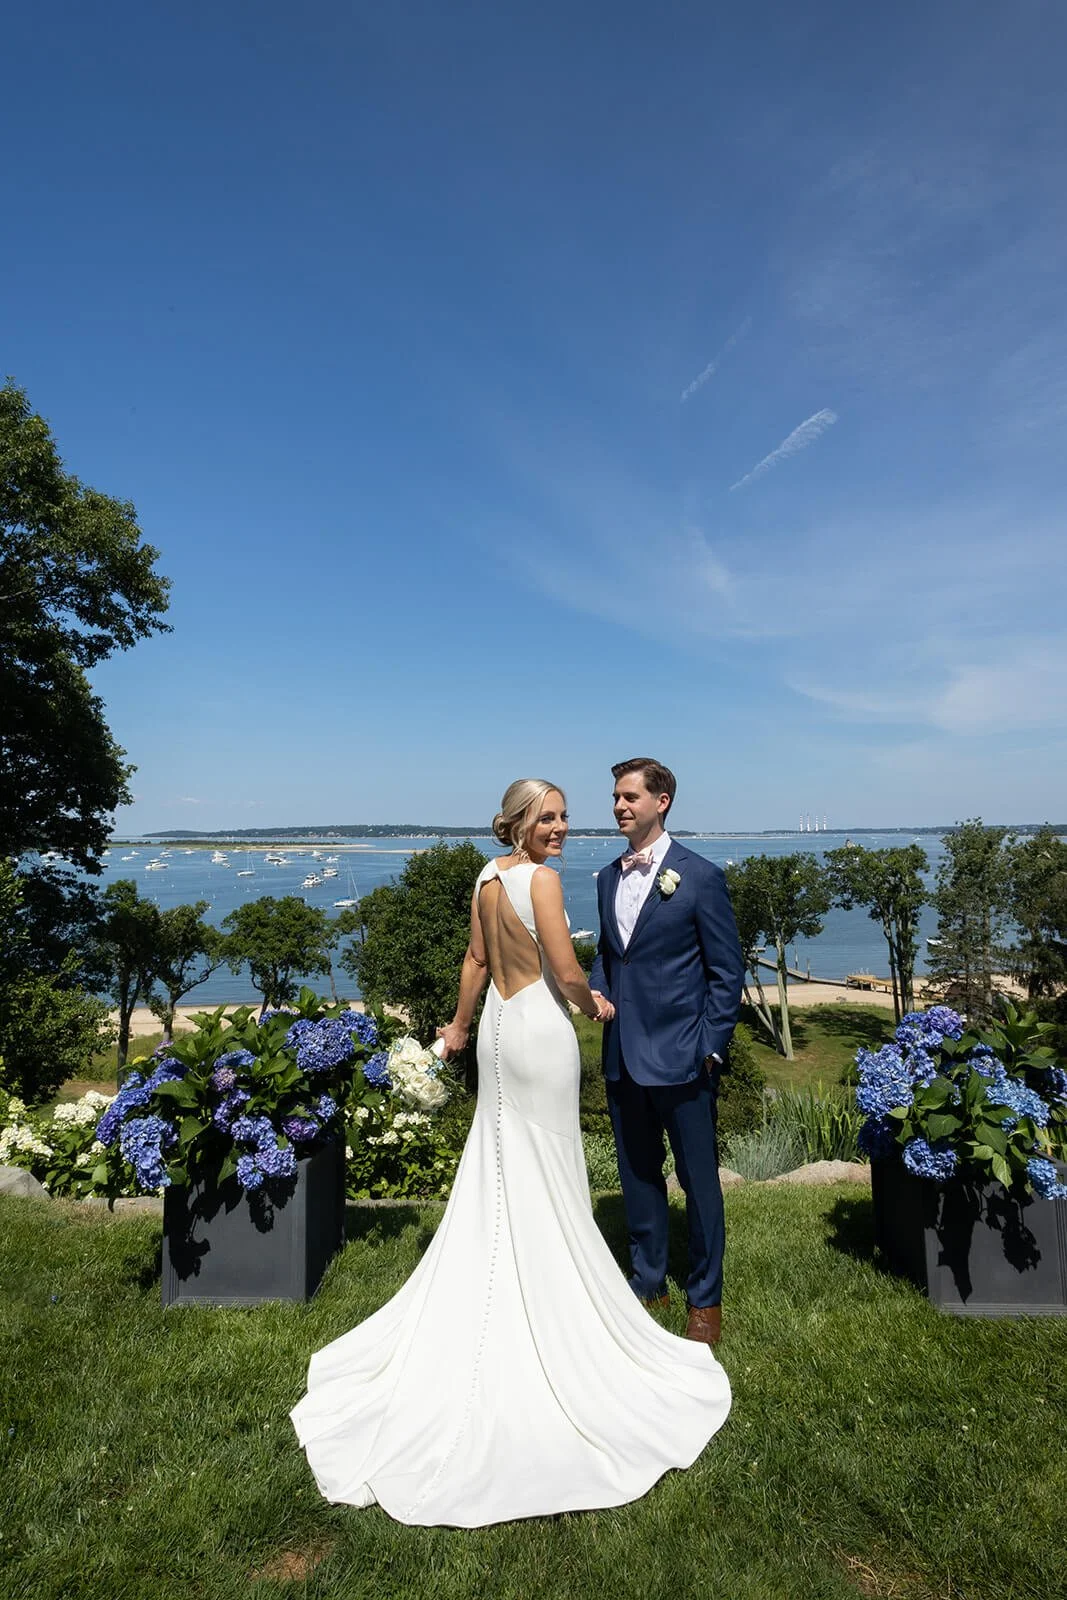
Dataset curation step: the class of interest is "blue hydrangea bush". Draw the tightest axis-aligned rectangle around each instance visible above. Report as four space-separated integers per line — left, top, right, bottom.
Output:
94 988 404 1198
856 1003 1067 1199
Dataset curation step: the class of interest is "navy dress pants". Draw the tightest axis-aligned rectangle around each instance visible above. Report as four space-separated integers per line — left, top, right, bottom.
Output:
605 1059 724 1308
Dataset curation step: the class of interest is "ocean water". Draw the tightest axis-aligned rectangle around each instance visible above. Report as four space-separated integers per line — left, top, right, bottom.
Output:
90 832 948 1009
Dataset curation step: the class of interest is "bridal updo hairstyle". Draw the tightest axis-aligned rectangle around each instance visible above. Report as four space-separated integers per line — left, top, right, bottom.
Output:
492 778 565 857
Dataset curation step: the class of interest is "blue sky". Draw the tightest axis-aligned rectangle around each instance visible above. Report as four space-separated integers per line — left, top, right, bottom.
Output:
5 1 1065 832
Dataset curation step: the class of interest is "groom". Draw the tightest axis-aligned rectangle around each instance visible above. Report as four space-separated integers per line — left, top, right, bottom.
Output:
589 758 744 1347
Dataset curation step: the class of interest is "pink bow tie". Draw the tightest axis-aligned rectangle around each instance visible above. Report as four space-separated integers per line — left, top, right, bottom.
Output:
620 847 655 872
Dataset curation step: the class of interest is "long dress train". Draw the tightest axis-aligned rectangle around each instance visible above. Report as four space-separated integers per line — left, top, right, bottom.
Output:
290 860 731 1526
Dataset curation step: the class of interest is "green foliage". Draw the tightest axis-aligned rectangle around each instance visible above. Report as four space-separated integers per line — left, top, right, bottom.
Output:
0 380 170 870
581 1128 629 1189
1005 826 1067 999
572 937 596 973
221 895 337 1010
340 840 488 1042
0 964 113 1104
825 843 928 1021
717 1022 766 1140
928 818 1011 1023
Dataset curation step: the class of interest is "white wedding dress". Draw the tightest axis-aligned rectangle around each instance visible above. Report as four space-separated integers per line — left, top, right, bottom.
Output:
290 860 731 1526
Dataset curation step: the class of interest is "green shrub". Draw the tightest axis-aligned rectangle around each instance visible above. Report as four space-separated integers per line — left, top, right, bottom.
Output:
0 966 114 1104
718 1022 766 1139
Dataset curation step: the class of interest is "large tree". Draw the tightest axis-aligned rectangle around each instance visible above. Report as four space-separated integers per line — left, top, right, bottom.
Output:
824 844 929 1022
927 819 1010 1023
0 380 170 869
725 854 830 1059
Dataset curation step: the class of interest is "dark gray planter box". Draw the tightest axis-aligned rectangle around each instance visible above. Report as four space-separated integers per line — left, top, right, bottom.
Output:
872 1157 1067 1317
162 1141 345 1307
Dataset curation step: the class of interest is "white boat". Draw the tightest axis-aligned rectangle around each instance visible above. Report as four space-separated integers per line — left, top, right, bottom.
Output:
571 929 594 940
237 868 255 877
324 855 339 863
101 850 111 858
302 874 324 888
333 868 360 908
321 867 338 879
121 854 137 861
145 860 169 871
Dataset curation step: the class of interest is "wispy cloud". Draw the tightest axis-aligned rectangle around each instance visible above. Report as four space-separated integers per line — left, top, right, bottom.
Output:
680 318 751 402
178 795 202 804
729 408 838 491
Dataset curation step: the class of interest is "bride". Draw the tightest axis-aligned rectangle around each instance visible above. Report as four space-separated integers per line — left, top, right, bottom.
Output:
290 779 731 1527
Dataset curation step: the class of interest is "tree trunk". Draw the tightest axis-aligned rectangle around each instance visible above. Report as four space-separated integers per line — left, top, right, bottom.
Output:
743 964 780 1048
775 936 794 1059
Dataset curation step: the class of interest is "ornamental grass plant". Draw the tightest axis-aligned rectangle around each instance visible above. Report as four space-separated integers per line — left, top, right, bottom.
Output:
3 1187 1065 1600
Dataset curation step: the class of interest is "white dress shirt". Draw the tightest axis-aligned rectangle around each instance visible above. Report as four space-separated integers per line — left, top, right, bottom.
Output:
614 831 672 949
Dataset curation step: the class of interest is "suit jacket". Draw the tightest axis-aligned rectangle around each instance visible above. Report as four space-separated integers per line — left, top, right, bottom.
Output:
589 841 744 1086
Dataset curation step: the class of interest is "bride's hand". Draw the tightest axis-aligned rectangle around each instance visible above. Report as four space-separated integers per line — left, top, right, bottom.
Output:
591 992 615 1024
436 1022 469 1059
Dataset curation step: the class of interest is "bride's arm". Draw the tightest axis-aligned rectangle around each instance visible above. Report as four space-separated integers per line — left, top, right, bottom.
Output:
437 888 489 1057
530 867 614 1021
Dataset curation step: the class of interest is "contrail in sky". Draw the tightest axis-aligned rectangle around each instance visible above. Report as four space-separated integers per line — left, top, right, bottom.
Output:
729 408 838 491
680 318 752 403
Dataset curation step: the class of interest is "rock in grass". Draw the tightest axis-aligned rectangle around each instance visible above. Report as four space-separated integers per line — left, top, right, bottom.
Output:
764 1160 871 1187
667 1167 745 1194
0 1165 49 1199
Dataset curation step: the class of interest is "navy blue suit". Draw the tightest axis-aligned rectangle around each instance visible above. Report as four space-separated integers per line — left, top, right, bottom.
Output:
590 842 744 1307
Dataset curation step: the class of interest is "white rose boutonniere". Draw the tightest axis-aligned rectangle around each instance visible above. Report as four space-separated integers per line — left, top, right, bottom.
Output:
657 868 681 897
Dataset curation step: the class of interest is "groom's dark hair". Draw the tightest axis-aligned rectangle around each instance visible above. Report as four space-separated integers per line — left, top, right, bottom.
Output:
611 757 676 816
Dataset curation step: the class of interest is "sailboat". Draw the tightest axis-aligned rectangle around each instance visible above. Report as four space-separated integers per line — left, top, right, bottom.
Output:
333 866 360 908
236 851 255 877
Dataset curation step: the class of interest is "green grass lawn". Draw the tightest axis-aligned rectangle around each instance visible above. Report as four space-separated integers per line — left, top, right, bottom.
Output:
745 1003 897 1091
2 1188 1064 1600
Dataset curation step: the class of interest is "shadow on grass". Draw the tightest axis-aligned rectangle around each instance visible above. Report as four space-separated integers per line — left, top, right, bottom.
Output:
812 1007 896 1047
739 1003 811 1054
824 1193 892 1276
344 1202 441 1258
592 1193 631 1278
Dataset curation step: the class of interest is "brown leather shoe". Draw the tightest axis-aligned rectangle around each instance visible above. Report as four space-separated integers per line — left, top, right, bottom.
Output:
685 1305 721 1346
641 1293 669 1309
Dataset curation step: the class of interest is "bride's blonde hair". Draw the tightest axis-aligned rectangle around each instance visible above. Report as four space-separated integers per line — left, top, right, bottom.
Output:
492 778 564 857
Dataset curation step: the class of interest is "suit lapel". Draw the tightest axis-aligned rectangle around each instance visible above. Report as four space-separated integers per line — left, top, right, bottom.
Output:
626 841 685 951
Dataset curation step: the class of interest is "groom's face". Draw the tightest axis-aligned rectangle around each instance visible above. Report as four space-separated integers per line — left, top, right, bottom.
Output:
612 771 670 840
